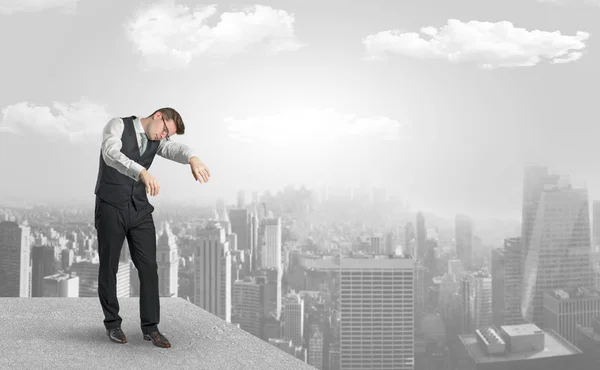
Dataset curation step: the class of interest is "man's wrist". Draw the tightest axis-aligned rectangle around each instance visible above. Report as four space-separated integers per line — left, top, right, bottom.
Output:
188 156 199 164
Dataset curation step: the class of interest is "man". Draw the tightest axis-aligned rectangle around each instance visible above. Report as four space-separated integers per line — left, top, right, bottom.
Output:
94 107 210 348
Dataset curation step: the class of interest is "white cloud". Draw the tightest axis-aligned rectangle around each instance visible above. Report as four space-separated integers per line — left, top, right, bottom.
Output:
0 0 79 15
125 2 304 70
225 107 409 148
362 19 590 69
0 98 112 143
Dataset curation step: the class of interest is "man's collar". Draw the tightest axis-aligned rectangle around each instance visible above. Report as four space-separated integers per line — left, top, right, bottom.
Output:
133 116 145 134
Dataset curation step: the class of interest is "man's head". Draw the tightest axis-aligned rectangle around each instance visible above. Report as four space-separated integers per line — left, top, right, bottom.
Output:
143 107 185 141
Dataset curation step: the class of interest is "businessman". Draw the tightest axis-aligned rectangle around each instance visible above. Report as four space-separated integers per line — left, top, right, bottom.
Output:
94 108 210 348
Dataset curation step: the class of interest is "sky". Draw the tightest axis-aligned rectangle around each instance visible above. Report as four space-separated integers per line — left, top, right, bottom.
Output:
0 0 598 221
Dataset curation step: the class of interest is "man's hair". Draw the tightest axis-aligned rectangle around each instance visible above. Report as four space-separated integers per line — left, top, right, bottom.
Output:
148 107 185 135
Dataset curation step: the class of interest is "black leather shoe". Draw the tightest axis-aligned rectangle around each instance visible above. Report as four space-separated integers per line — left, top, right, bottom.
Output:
143 330 171 348
106 328 127 344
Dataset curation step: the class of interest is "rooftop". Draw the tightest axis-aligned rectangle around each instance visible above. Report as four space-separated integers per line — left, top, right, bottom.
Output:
578 326 600 343
0 297 316 370
577 317 600 342
459 328 581 364
545 287 600 301
500 323 544 337
303 254 415 270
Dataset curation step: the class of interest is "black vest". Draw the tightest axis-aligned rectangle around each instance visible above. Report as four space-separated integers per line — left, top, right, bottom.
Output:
94 116 159 210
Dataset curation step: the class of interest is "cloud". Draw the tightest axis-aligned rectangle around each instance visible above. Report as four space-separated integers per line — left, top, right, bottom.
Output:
362 19 590 69
225 107 410 147
0 98 112 143
125 2 304 70
0 0 79 15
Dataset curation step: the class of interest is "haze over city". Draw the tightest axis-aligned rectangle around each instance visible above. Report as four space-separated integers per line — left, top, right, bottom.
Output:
1 0 599 221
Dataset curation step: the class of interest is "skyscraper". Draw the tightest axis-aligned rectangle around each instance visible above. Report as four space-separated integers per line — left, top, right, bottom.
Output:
0 221 32 297
157 222 178 297
339 255 415 370
283 291 304 347
261 217 282 270
521 173 593 325
416 212 426 260
469 271 493 329
194 221 232 322
455 215 473 271
503 237 523 325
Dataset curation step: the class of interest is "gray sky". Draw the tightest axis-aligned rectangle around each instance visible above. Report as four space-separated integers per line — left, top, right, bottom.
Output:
0 0 597 221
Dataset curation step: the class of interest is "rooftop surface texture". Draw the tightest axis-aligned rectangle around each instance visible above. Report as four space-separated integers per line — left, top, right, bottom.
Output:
0 297 316 370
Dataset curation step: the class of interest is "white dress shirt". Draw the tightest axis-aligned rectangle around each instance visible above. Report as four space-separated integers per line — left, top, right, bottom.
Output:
101 116 198 182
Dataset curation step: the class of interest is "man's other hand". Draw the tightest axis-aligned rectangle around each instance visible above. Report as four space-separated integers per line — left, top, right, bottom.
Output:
189 157 210 183
140 169 160 196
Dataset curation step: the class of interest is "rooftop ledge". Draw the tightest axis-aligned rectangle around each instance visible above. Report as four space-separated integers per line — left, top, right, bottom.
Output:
0 297 316 370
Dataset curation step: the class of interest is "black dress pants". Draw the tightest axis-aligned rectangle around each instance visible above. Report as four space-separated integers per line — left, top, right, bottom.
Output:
94 196 159 335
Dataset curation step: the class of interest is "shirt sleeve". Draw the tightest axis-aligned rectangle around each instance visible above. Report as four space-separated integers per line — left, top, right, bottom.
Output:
156 139 198 165
101 117 146 181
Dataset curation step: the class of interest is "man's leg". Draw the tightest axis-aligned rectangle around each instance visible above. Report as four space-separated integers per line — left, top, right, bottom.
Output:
126 208 160 335
95 197 127 330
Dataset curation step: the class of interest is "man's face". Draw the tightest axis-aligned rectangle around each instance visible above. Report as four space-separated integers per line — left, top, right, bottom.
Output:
149 113 176 141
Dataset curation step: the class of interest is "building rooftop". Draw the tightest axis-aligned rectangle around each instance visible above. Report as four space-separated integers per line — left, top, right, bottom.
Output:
577 317 600 343
578 326 600 343
545 287 600 301
500 323 544 337
304 254 415 270
459 328 581 364
0 297 315 370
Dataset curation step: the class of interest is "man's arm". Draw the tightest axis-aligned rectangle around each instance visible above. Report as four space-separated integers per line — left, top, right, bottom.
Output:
101 118 146 181
156 140 199 165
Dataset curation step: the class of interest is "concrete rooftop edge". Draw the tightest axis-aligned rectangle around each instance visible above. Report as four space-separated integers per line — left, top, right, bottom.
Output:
0 297 316 370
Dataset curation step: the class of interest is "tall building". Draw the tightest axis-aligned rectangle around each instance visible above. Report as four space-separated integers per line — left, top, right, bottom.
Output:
237 190 246 209
338 255 415 370
455 215 473 271
503 237 523 325
229 209 250 251
521 165 560 259
404 222 415 256
521 176 593 325
308 325 324 370
416 212 427 260
283 291 304 347
461 277 472 334
194 221 232 322
543 287 600 345
491 248 505 326
593 200 600 253
259 267 282 320
0 221 32 297
368 236 383 255
250 207 259 272
31 245 57 297
415 262 426 332
232 275 265 338
384 232 395 255
157 222 178 297
261 217 282 270
469 272 493 329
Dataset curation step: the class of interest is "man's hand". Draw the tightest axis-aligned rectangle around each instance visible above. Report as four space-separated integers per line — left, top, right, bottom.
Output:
189 157 210 183
139 169 160 196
